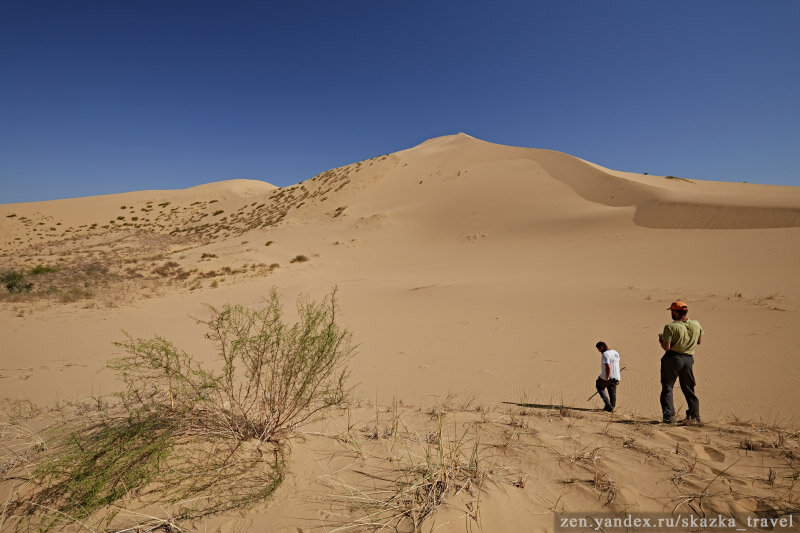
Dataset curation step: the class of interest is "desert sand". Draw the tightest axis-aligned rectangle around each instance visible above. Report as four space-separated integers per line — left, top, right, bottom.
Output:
1 134 799 531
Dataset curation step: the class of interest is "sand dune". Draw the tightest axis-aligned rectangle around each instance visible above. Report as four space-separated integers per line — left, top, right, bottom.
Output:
2 134 799 531
2 131 799 418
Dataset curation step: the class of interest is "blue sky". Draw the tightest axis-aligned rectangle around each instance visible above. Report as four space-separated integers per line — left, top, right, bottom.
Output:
1 1 798 203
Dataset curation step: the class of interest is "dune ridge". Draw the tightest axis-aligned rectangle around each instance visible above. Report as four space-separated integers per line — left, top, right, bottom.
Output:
404 134 800 229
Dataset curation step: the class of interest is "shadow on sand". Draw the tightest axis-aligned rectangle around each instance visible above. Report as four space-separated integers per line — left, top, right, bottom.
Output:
501 401 600 413
501 401 663 425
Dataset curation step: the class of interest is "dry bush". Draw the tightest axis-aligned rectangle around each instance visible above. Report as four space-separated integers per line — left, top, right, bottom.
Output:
110 287 354 442
1 288 353 531
330 416 485 532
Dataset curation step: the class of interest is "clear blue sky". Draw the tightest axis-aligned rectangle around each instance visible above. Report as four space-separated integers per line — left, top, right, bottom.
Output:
2 1 798 203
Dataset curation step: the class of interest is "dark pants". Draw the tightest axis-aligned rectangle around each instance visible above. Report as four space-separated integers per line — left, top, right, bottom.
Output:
660 351 700 421
596 377 618 409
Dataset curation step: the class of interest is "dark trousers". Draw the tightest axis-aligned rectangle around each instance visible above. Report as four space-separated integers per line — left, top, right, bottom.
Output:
660 351 700 421
596 377 617 409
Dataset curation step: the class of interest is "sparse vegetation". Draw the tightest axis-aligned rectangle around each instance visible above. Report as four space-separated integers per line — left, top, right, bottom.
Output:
110 287 353 442
665 175 695 184
30 264 57 275
332 414 485 531
1 270 33 293
1 288 352 530
291 254 309 263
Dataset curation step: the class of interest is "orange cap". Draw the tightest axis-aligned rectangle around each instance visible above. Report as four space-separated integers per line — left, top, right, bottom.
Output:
667 301 688 310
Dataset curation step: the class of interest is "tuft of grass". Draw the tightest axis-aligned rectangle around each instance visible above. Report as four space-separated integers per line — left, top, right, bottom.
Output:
290 255 309 263
30 265 58 276
334 415 485 531
592 470 617 505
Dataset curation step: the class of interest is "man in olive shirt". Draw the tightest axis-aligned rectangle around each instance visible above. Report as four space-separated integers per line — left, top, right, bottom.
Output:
659 301 703 424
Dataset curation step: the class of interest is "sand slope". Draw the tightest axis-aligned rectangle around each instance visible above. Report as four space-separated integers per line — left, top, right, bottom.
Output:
2 134 799 531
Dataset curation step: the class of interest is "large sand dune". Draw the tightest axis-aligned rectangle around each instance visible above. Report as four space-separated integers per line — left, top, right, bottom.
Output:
2 134 799 531
2 132 799 419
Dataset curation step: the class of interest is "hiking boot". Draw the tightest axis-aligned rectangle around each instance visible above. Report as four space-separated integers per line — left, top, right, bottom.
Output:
602 405 614 412
679 418 703 426
662 417 675 424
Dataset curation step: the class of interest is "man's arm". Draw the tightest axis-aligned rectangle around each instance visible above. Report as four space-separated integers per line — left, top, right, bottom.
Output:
604 363 611 381
660 326 671 351
697 335 702 345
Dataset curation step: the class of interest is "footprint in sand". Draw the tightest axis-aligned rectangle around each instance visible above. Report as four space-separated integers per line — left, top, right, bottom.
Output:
703 445 726 462
689 443 726 464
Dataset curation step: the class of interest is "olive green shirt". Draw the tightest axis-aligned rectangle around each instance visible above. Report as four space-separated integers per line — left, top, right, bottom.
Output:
662 319 703 355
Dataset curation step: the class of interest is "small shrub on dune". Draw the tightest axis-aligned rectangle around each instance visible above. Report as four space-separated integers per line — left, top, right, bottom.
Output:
1 270 33 293
7 288 352 530
110 287 354 442
30 264 58 276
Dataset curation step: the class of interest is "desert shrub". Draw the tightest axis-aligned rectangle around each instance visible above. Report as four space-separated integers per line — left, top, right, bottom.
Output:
4 289 351 530
110 287 354 442
30 264 58 275
290 254 309 263
1 270 33 293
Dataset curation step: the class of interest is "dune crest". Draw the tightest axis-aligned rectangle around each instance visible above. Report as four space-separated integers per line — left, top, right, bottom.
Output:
398 134 800 229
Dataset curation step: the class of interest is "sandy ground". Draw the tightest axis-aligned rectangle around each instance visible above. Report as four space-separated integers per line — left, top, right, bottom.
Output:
1 134 799 531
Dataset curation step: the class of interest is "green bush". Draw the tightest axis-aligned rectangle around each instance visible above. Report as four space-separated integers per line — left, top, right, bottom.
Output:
110 287 354 442
30 264 58 275
1 270 33 293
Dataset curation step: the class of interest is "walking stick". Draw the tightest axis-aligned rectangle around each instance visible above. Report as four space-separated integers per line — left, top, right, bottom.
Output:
587 366 626 402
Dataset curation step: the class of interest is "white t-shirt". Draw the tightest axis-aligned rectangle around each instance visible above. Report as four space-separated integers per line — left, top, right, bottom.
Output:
600 349 621 381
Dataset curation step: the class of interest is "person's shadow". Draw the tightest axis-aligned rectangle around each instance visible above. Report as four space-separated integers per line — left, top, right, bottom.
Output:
501 401 662 425
501 401 599 413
